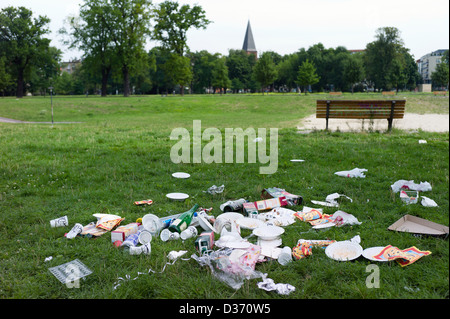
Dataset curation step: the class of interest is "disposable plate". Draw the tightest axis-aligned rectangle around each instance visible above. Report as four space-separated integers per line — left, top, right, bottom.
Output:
325 241 363 261
362 246 388 262
236 217 265 230
172 172 190 179
166 192 189 201
253 225 285 241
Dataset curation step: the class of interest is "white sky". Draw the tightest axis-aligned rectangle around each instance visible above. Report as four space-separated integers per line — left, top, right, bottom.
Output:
1 0 449 61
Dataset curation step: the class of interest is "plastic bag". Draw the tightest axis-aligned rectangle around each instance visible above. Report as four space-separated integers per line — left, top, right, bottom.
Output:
334 168 367 178
390 180 432 193
191 246 263 290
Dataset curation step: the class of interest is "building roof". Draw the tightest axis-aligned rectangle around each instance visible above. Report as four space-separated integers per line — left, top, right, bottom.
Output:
242 20 257 53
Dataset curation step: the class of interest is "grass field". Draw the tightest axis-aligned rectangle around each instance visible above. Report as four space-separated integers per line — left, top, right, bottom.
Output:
0 92 448 301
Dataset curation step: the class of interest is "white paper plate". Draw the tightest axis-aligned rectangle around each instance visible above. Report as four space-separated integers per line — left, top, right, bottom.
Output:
198 214 217 233
253 225 285 240
362 246 387 262
236 217 265 230
290 159 305 162
166 192 189 201
325 241 363 261
172 172 190 179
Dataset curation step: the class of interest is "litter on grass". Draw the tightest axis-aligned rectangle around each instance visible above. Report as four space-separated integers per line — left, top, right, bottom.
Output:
334 168 367 178
48 178 444 294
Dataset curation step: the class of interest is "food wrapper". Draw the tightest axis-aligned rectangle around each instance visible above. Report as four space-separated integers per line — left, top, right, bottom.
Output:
373 245 431 267
96 215 124 231
294 209 323 222
292 242 313 260
134 199 153 206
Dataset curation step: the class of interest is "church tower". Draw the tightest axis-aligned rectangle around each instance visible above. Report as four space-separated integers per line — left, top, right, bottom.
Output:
242 20 257 58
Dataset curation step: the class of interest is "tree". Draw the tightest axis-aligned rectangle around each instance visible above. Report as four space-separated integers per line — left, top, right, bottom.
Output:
253 52 278 94
0 6 56 97
343 54 364 93
161 53 193 95
60 0 115 97
431 60 449 90
364 27 406 90
211 57 231 95
108 0 152 97
226 49 257 92
295 59 320 94
0 56 13 96
152 1 211 57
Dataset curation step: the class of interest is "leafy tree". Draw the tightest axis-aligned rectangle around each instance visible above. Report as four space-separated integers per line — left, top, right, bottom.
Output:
189 50 220 94
0 56 13 96
60 0 115 97
226 49 257 92
108 0 152 97
343 53 364 93
152 1 211 57
295 59 320 94
0 6 56 97
161 53 193 95
431 59 449 89
211 57 231 95
253 52 278 94
364 27 406 90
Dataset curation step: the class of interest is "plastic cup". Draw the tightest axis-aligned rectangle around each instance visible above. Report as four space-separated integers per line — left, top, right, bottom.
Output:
129 242 151 255
50 216 68 228
142 214 163 236
138 230 153 245
278 246 293 265
180 226 198 240
66 223 83 239
160 229 179 242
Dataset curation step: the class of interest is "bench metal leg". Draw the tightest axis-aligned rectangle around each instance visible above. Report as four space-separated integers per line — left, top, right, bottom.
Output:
387 119 393 132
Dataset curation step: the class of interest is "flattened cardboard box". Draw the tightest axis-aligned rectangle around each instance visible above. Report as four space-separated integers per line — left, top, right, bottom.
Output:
388 214 449 236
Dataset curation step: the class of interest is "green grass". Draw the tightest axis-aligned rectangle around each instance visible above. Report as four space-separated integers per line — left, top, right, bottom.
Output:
0 93 448 300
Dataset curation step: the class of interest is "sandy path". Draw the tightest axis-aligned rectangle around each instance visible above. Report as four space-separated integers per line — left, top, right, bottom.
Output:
298 113 449 132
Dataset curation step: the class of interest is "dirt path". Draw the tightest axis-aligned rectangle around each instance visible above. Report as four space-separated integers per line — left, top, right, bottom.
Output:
0 117 82 124
298 113 449 132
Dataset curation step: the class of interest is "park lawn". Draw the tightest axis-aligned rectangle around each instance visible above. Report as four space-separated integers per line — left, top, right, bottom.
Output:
0 93 448 300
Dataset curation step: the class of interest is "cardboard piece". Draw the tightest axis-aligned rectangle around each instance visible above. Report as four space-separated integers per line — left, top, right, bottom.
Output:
261 187 303 206
388 214 449 236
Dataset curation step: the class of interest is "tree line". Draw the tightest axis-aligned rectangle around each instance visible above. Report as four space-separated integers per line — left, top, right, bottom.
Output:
1 1 448 98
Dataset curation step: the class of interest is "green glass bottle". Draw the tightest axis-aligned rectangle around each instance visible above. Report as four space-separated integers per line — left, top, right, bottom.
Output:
168 204 199 233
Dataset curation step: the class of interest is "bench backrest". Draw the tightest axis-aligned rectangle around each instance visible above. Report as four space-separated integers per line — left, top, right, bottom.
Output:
316 100 406 119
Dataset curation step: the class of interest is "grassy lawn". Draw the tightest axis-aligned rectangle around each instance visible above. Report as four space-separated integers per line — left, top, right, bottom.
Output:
0 92 448 300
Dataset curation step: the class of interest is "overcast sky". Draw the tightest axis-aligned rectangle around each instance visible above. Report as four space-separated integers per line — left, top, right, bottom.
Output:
1 0 449 61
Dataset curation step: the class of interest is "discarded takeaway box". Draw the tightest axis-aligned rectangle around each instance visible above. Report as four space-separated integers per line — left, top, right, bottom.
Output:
261 187 303 206
388 214 449 237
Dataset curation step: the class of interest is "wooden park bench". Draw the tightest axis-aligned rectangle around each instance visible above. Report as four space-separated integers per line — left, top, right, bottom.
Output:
433 91 447 96
382 91 396 96
316 100 406 131
329 92 342 96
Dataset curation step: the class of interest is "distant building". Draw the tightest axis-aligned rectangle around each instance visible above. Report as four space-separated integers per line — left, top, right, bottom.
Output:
242 20 257 58
348 49 365 54
60 59 81 75
417 49 447 84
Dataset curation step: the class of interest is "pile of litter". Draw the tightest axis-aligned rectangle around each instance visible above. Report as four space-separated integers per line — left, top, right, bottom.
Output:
46 170 448 294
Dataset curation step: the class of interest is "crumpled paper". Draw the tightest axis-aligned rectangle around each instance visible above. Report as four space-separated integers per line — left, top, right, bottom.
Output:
204 184 225 195
391 180 432 193
311 210 362 229
421 196 438 207
257 273 295 295
311 193 353 207
334 168 367 178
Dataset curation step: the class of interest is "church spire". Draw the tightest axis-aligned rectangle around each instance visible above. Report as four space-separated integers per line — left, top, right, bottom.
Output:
242 20 257 57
